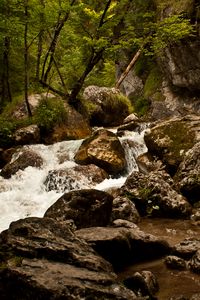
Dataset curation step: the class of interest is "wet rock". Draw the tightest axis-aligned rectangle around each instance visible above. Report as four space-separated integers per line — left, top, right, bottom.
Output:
44 189 113 229
74 129 127 175
189 250 200 274
136 152 163 174
45 164 109 193
112 219 139 229
173 238 200 260
175 142 200 204
0 217 111 272
121 170 192 218
82 85 131 126
123 270 159 298
76 226 170 269
144 116 200 175
111 195 140 224
0 149 43 179
164 255 187 270
13 124 40 145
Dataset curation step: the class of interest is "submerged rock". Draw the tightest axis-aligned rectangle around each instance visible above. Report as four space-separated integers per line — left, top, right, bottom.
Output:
74 129 127 175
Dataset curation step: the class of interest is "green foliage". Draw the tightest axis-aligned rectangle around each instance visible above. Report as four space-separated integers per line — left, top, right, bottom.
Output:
34 97 68 131
0 116 16 147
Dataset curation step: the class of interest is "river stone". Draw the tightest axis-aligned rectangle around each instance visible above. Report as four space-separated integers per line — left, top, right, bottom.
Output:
44 164 109 193
0 217 112 272
111 195 140 224
174 142 200 204
74 129 127 175
0 149 43 179
164 255 187 270
123 270 159 298
121 170 192 218
189 250 200 274
75 226 170 269
144 115 200 175
172 238 200 260
44 189 113 229
13 124 40 145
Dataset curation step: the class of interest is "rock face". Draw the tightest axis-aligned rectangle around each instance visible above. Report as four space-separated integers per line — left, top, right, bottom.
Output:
82 85 131 126
121 170 192 218
0 217 137 300
0 149 43 179
144 115 200 175
44 189 113 229
45 164 109 193
160 40 200 90
174 142 200 204
74 129 127 175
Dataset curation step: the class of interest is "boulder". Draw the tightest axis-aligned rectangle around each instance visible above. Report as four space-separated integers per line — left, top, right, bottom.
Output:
0 217 111 272
13 124 40 145
0 217 137 300
174 142 200 204
76 226 170 269
0 149 43 179
44 164 109 193
0 258 137 300
82 85 132 126
121 170 192 218
144 115 200 175
74 129 127 175
111 195 140 224
44 189 113 229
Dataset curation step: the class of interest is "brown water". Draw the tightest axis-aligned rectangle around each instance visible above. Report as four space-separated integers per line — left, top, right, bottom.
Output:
119 218 200 299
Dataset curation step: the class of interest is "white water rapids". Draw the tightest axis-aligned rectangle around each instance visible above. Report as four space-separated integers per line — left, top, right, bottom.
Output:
0 128 147 232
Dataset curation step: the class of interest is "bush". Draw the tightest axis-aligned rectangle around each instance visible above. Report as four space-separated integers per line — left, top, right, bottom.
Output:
134 97 150 117
34 97 68 131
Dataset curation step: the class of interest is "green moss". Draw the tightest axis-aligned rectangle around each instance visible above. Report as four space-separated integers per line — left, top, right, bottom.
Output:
144 66 162 99
134 97 150 117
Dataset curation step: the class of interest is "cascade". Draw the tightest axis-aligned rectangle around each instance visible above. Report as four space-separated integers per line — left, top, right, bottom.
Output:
0 127 147 232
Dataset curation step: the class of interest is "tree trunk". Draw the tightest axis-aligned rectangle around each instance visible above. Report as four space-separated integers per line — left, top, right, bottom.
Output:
1 37 12 106
68 49 103 105
24 0 32 117
41 0 76 83
115 48 142 89
36 0 45 81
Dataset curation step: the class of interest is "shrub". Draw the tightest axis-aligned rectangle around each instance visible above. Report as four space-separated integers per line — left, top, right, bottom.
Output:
34 97 68 131
134 97 150 116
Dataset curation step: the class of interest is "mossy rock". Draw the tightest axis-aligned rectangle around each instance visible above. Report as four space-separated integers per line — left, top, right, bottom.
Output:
144 117 199 175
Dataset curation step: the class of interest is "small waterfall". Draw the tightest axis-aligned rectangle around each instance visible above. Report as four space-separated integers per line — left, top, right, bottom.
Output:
0 126 148 232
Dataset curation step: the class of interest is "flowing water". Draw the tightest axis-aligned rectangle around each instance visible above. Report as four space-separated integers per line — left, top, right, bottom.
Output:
0 128 147 232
